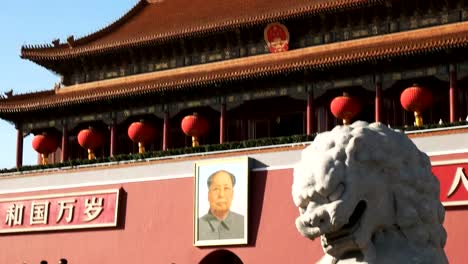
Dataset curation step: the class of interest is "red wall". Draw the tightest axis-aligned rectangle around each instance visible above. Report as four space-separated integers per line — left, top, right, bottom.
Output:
0 169 322 263
444 207 468 264
0 168 465 263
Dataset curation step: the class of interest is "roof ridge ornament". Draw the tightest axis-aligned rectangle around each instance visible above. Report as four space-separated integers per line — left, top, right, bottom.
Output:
54 83 62 93
52 38 60 47
1 89 13 99
67 35 75 48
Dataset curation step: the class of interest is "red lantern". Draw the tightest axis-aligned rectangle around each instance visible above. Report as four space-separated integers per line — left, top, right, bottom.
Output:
181 113 209 147
128 121 156 153
330 93 361 125
400 84 432 127
78 127 103 160
32 133 58 165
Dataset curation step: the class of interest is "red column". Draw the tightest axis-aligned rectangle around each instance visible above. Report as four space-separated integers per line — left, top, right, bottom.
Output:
61 124 69 162
306 91 314 135
375 81 382 123
240 118 247 141
16 126 23 168
110 120 117 157
449 64 458 123
163 111 169 151
220 103 226 143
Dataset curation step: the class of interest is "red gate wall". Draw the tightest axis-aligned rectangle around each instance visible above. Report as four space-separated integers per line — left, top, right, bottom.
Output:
0 168 466 263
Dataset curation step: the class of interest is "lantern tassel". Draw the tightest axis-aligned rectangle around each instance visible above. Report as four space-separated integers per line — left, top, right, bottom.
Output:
192 136 199 147
41 154 48 165
414 111 423 127
138 142 145 154
88 149 95 160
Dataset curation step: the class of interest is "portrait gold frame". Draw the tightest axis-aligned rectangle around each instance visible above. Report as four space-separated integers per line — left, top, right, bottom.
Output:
194 156 249 246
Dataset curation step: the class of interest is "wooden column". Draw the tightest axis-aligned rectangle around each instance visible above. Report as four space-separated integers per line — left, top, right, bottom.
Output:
163 111 170 151
16 125 23 168
61 123 69 162
375 81 382 123
240 118 247 141
110 119 117 157
449 64 458 123
220 102 226 143
306 91 314 135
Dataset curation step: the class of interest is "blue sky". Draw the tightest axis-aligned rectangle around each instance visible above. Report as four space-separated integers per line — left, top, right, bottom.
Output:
0 1 136 169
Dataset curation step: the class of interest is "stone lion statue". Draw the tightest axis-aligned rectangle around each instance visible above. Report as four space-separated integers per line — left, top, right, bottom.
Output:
292 121 447 264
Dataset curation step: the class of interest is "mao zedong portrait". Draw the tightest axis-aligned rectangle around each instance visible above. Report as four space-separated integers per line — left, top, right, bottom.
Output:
198 170 244 240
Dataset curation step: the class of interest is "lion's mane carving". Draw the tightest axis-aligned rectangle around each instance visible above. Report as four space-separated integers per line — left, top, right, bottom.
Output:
292 121 447 264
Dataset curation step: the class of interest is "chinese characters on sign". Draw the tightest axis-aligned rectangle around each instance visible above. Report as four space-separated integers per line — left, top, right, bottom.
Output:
446 167 468 197
0 189 120 233
5 204 23 226
432 163 468 206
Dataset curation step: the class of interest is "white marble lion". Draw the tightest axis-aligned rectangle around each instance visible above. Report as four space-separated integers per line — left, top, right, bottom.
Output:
292 121 447 264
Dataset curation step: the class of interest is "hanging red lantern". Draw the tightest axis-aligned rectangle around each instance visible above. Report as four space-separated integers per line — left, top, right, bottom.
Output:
330 93 361 125
128 121 156 154
181 113 209 147
400 84 432 127
32 133 58 165
77 127 103 160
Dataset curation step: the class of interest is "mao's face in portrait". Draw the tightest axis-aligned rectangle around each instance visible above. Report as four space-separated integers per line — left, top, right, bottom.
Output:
208 172 234 218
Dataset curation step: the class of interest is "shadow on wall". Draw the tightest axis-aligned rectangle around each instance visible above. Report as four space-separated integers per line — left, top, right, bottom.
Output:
248 159 268 246
199 249 243 264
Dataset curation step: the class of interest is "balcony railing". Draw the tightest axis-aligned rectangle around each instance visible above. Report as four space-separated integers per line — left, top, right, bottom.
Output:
2 121 467 175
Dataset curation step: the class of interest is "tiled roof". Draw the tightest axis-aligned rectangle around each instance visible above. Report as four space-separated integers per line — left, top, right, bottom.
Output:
4 22 468 115
21 0 383 61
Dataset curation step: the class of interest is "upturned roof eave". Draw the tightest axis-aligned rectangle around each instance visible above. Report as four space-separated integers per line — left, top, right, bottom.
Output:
19 0 148 67
4 21 468 119
20 0 385 63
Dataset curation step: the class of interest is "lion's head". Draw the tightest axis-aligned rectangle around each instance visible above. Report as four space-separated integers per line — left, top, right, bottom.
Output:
292 122 447 263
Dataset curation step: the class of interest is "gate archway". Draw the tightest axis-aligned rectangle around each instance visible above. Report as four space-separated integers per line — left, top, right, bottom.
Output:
199 249 243 264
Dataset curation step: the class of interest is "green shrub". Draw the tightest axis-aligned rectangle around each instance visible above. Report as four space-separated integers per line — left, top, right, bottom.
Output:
1 120 467 174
